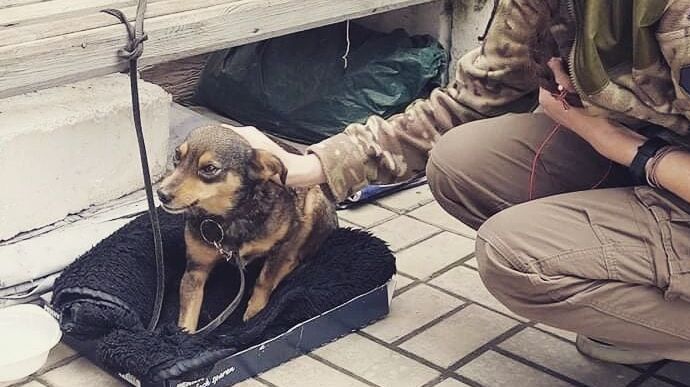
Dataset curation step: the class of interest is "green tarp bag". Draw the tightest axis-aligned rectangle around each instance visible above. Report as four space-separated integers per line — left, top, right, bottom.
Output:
196 22 447 144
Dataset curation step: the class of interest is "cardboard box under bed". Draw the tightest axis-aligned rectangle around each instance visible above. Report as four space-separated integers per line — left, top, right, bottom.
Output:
42 279 394 387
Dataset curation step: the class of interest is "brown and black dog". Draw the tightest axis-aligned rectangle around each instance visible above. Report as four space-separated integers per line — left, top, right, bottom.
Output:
157 124 337 332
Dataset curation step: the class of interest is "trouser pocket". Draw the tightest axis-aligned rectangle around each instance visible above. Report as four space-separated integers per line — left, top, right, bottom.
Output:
635 187 690 302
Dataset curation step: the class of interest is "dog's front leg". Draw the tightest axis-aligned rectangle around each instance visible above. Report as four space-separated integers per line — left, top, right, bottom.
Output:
179 262 213 333
243 256 298 321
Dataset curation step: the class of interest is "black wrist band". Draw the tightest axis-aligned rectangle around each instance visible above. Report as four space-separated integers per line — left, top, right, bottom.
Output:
629 137 670 185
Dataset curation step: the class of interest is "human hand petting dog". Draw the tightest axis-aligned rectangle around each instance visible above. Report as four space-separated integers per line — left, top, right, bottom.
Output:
222 124 327 187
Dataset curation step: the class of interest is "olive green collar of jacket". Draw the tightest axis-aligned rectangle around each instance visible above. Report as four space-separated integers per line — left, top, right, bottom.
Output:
572 0 669 95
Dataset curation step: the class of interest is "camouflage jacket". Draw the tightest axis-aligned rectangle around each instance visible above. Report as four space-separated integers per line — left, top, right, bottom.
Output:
307 0 690 202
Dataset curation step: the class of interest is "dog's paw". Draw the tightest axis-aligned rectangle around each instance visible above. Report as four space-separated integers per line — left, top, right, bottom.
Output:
243 299 266 322
178 323 196 334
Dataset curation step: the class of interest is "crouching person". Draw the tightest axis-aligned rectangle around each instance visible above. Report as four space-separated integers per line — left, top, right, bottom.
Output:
234 0 690 364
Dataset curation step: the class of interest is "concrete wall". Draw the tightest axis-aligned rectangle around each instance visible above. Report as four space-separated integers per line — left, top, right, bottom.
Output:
0 74 171 241
449 0 495 80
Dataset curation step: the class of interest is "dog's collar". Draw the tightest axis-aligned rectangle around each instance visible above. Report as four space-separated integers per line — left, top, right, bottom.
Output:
199 219 242 267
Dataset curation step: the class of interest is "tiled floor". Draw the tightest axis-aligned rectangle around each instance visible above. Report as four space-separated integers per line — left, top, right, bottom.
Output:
6 185 690 387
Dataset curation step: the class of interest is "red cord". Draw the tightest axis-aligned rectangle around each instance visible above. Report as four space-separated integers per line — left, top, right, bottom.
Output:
528 89 612 200
528 123 562 200
589 161 613 189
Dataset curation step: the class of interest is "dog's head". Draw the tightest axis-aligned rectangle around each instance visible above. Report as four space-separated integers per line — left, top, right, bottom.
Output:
157 125 287 216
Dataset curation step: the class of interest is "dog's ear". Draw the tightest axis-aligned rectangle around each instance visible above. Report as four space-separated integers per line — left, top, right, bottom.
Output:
249 149 287 184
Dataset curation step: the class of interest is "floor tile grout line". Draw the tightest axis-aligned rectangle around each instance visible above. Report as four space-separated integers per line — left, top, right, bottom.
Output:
357 331 450 374
336 211 397 230
390 303 472 347
417 253 478 282
423 282 527 323
393 278 618 387
13 354 82 387
392 232 475 262
421 374 486 387
530 325 578 345
359 320 533 380
389 229 445 254
627 361 690 387
394 251 476 285
406 221 477 240
423 267 672 383
340 213 445 249
626 370 659 387
445 324 532 372
397 272 417 281
307 353 381 387
5 377 38 387
33 377 55 387
375 198 436 215
446 373 485 387
405 212 477 240
33 354 81 378
643 375 690 387
424 373 487 387
254 376 279 387
490 347 588 387
393 279 423 297
420 375 448 387
338 202 479 242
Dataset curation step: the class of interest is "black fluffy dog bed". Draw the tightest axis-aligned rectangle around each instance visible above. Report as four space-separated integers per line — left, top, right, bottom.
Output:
51 209 395 383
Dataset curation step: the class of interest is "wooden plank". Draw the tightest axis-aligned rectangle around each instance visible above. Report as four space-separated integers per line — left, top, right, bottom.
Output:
0 0 232 46
0 0 434 99
0 0 46 10
0 0 128 26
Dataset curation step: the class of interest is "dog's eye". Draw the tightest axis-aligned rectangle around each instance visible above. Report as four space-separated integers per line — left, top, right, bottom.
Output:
173 149 181 164
201 165 219 175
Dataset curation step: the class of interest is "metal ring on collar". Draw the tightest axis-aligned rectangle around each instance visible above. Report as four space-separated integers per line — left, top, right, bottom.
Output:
200 219 224 246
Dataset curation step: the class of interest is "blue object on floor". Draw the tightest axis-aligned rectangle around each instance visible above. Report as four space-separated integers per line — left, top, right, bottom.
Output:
336 175 427 210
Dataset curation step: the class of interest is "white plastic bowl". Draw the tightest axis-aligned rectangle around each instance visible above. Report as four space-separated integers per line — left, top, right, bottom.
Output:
0 304 62 382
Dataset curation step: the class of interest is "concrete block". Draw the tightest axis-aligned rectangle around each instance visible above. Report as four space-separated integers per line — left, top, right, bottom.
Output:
0 74 171 240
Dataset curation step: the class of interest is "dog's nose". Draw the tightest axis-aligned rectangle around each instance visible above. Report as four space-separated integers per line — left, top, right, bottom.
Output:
157 189 173 204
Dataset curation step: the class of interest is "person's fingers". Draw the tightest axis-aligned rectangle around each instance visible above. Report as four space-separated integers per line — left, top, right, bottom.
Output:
538 87 551 104
546 58 576 93
220 123 284 153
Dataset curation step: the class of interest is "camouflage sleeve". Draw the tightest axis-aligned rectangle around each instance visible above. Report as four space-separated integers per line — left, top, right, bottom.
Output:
308 0 556 202
659 0 690 133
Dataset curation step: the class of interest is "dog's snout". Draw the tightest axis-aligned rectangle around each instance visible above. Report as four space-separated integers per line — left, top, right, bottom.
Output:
157 188 174 204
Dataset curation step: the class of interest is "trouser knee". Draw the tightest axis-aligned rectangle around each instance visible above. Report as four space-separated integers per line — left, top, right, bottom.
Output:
475 221 554 321
426 132 499 229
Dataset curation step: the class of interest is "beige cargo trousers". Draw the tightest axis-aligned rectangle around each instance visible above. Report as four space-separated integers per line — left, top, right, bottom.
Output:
426 113 690 362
